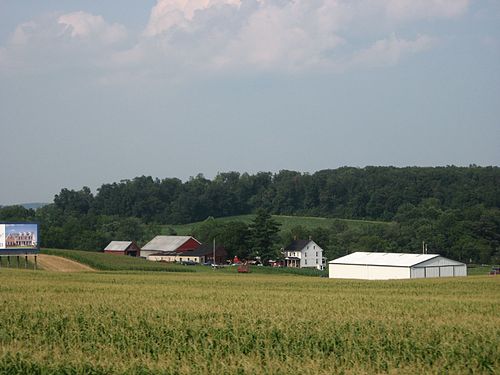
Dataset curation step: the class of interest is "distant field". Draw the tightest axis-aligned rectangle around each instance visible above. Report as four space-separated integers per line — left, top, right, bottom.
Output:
467 265 497 276
41 249 193 272
40 249 325 276
165 214 391 235
0 270 498 374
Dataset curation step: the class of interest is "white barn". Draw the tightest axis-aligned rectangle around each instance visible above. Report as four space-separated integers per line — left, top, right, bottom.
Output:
329 252 467 280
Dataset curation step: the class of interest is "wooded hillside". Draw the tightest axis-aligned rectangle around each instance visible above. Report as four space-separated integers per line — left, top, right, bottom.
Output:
1 166 498 263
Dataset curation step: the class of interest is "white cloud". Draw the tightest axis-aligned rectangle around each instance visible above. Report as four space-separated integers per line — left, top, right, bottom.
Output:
348 34 436 68
0 12 128 77
137 0 467 73
0 0 470 80
144 0 242 36
58 11 127 44
382 0 469 21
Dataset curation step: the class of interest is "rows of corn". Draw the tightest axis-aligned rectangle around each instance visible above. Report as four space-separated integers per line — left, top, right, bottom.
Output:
0 269 498 374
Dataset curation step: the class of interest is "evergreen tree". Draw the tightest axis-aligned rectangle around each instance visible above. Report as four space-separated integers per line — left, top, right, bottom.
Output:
248 209 281 263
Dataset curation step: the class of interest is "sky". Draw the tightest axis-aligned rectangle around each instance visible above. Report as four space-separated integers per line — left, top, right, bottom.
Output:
0 0 499 205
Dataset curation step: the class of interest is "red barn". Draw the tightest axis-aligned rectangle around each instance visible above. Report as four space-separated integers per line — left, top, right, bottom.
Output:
104 241 141 257
140 236 201 258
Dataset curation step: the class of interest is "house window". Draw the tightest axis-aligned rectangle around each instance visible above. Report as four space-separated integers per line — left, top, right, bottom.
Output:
316 259 318 264
314 245 315 249
316 252 318 257
305 259 307 265
305 252 307 258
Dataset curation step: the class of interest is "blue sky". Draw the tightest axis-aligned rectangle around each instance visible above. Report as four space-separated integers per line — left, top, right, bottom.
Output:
6 223 38 236
0 0 499 205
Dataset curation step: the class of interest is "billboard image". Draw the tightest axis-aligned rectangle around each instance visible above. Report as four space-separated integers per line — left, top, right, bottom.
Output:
0 223 39 254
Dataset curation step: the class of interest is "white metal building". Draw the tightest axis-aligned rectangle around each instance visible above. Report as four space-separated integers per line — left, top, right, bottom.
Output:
329 252 467 280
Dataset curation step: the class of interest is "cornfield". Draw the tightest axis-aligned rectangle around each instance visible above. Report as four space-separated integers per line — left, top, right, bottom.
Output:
0 269 498 374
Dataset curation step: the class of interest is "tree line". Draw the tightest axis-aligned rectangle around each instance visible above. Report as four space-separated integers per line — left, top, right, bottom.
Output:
0 166 499 263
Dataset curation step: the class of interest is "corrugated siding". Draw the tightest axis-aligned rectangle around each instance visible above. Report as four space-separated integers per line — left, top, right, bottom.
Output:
454 265 467 276
416 257 464 267
424 267 440 278
439 266 454 277
411 267 425 278
412 264 467 278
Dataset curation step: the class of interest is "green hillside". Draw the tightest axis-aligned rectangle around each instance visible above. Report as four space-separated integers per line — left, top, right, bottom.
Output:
164 214 390 236
41 249 193 272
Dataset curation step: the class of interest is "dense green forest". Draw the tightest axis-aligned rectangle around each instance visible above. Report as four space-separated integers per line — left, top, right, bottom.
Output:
1 166 499 263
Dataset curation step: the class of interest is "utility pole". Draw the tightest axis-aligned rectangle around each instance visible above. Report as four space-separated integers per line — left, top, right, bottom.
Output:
213 237 216 266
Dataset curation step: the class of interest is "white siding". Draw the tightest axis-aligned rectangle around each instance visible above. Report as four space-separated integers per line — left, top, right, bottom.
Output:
330 264 368 279
141 249 161 258
367 266 410 280
329 253 466 280
424 267 440 278
410 267 425 278
148 254 177 262
439 266 454 277
454 265 467 276
329 264 410 280
414 265 467 278
300 241 324 270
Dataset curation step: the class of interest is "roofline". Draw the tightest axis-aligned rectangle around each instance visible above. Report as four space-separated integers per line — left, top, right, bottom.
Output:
328 252 442 267
329 258 466 268
329 262 411 268
409 254 440 267
284 239 315 251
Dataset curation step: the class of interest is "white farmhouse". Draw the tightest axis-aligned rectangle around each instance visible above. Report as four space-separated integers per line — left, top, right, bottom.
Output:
329 252 467 280
283 239 325 270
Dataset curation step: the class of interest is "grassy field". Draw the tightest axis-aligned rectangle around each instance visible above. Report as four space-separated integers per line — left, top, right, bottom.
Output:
0 269 498 374
165 214 391 236
41 249 193 273
40 249 326 276
0 255 34 269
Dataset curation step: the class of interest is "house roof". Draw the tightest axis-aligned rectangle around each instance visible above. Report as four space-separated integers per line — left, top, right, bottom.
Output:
104 241 134 251
142 236 200 252
284 240 312 251
328 252 440 267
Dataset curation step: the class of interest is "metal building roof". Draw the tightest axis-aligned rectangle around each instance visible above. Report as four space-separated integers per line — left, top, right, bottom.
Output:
104 241 134 251
328 252 440 267
142 236 200 252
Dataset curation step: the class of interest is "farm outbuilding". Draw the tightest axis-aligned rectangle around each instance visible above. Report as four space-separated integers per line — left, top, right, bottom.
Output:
140 236 201 258
104 241 140 257
329 252 467 280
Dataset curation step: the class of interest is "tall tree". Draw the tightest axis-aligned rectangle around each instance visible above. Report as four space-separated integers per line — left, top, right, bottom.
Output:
248 209 281 263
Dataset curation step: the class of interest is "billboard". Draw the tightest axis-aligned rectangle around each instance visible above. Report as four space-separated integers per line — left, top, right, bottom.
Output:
0 223 39 254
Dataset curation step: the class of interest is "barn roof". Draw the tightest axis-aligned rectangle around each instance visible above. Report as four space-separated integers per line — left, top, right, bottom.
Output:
142 236 200 252
328 252 440 267
104 241 134 251
180 244 227 257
